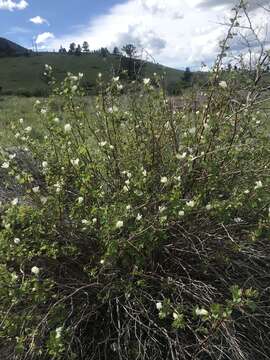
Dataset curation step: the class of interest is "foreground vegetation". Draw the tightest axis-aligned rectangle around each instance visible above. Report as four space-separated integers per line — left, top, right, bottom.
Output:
0 3 270 359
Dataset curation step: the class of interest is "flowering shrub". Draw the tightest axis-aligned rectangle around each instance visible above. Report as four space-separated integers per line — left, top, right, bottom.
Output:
0 8 270 357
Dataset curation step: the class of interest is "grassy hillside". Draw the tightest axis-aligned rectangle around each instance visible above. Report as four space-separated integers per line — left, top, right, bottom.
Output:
0 53 184 96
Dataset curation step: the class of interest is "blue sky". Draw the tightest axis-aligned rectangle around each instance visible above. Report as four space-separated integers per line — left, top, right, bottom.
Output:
0 0 268 69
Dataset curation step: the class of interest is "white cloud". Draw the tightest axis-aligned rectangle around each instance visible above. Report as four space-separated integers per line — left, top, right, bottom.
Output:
0 0 28 11
36 32 55 45
45 0 270 68
30 16 50 26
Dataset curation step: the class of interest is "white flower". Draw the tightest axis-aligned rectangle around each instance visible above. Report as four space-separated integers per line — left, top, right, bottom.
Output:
32 186 40 193
195 308 209 316
82 219 90 225
25 126 32 133
160 176 168 184
117 84 123 91
254 180 263 189
100 259 105 265
123 185 129 192
11 198 18 206
136 213 142 221
206 204 212 211
116 220 124 229
234 217 243 223
99 141 107 147
53 117 60 123
42 161 48 168
55 327 62 339
186 200 195 208
126 205 131 211
143 78 150 85
71 158 80 166
14 238 21 245
173 312 179 320
219 81 227 89
98 73 102 78
177 152 187 160
64 124 72 132
156 302 162 310
77 197 84 204
178 210 185 217
9 153 16 160
79 72 84 78
19 118 24 124
92 218 97 225
71 85 78 93
244 189 250 194
35 100 41 105
142 169 147 177
41 196 48 204
159 206 166 213
113 76 119 82
1 161 10 169
40 109 47 115
31 266 40 276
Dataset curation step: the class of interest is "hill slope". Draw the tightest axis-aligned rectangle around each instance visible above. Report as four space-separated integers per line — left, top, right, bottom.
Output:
0 37 29 57
0 53 184 96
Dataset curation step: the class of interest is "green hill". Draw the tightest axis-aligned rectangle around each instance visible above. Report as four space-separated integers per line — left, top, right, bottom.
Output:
0 52 184 97
0 37 29 57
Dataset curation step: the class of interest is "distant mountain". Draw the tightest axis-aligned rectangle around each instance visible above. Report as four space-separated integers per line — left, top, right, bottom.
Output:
0 37 29 57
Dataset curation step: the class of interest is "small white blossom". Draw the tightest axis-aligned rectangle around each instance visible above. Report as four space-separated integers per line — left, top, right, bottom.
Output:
92 218 97 225
178 210 185 217
64 124 72 133
54 117 60 123
14 238 21 245
40 109 47 115
244 189 250 194
31 266 40 276
113 76 119 82
9 153 16 160
254 180 263 189
206 204 212 211
176 152 187 160
78 197 84 204
195 308 209 316
42 161 48 168
55 327 62 339
160 176 168 184
234 217 243 223
186 200 195 208
82 219 90 225
100 259 105 265
25 126 32 133
219 81 227 89
143 78 150 85
71 85 78 93
79 72 84 78
71 158 80 166
32 186 40 193
116 220 124 229
136 213 142 221
173 312 179 320
159 206 166 213
99 141 107 147
156 302 162 310
11 198 19 206
19 118 24 124
1 161 10 169
123 185 129 192
126 205 131 210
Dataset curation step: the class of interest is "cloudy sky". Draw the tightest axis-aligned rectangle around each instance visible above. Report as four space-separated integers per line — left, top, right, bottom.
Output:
0 0 269 69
